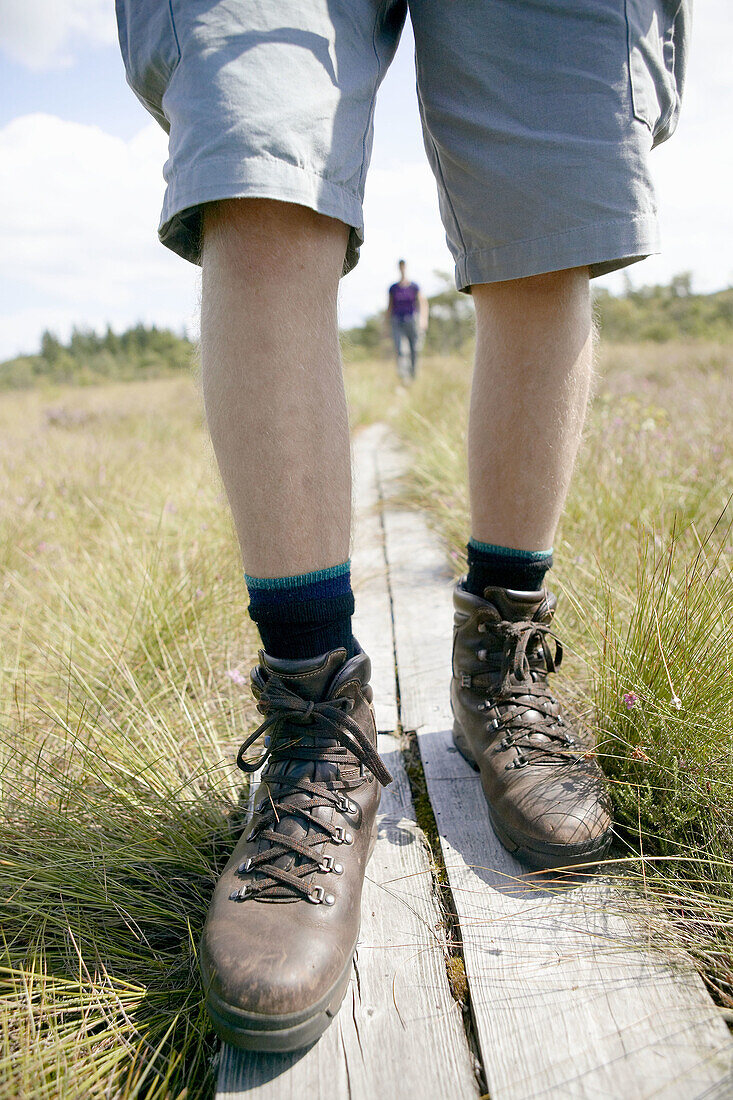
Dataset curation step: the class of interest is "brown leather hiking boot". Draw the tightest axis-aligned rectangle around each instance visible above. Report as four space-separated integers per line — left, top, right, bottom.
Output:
451 583 612 870
200 645 391 1051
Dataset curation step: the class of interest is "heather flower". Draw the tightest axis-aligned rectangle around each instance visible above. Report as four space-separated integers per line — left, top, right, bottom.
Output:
622 691 638 709
226 668 247 685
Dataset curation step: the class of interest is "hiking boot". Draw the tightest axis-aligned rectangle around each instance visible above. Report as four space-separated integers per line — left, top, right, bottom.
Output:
200 644 391 1052
451 583 612 870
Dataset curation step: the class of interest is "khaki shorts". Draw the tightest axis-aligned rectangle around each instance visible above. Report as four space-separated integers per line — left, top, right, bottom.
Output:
116 0 690 288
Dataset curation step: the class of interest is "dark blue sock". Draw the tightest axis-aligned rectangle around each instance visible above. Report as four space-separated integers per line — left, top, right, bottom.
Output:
465 538 553 596
245 562 355 661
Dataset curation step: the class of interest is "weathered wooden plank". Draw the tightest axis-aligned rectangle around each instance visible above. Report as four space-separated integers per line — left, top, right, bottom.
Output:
419 724 733 1100
216 426 478 1100
375 440 454 732
378 438 733 1099
351 424 399 732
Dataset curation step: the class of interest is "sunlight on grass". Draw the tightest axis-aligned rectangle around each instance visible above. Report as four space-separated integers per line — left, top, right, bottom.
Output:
1 345 731 1096
382 340 733 1012
0 379 259 1098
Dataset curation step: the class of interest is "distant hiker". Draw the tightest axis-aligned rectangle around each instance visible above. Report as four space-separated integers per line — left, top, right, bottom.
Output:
387 259 428 381
118 0 689 1056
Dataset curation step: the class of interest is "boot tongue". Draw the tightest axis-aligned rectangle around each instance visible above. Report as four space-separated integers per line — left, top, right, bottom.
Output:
259 647 348 701
483 586 556 624
254 647 356 895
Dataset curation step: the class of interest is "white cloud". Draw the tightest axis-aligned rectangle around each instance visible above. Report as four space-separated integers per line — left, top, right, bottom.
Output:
0 114 199 359
339 162 450 329
0 0 116 70
0 112 446 356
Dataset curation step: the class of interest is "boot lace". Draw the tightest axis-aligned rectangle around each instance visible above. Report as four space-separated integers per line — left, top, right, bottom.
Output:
477 619 582 769
230 677 392 903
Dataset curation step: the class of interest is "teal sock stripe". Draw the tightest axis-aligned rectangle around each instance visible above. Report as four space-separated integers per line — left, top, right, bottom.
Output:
244 560 351 590
468 539 552 560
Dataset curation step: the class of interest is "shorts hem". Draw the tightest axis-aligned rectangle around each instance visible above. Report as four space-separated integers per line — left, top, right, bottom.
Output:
454 216 661 290
159 156 365 269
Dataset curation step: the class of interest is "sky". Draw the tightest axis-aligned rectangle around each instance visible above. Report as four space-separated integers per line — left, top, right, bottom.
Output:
1 0 732 360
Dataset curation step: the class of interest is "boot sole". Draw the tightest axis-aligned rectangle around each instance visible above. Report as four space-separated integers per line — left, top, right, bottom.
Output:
203 956 353 1052
452 722 613 872
202 822 379 1052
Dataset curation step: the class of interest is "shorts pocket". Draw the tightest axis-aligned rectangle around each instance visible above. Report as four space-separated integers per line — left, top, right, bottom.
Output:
625 0 687 147
115 0 181 127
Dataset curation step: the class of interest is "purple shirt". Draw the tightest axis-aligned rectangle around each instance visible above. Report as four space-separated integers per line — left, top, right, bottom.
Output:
389 281 419 318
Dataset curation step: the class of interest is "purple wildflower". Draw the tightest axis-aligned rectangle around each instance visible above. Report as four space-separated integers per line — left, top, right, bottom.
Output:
623 691 638 710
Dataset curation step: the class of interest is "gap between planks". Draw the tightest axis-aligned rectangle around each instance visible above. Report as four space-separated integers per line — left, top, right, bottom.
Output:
375 430 733 1100
216 423 478 1100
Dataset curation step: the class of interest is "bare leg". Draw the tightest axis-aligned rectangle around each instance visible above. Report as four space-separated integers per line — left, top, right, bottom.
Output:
201 199 351 578
469 267 593 550
451 268 612 870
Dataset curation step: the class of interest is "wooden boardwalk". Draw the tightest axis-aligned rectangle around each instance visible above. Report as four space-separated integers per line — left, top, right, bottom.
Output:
217 424 732 1100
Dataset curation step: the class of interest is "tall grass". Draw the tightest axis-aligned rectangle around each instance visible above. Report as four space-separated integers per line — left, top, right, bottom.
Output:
0 379 259 1098
388 341 733 1010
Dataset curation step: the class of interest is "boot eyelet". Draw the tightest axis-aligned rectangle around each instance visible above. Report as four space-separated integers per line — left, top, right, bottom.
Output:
308 886 336 906
477 648 488 661
488 718 501 731
237 857 253 874
514 755 529 769
334 827 353 845
477 622 488 633
229 885 248 901
337 795 358 815
556 716 564 726
319 856 344 875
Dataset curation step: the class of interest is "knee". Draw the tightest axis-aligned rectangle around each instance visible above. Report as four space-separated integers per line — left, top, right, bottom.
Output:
202 197 349 284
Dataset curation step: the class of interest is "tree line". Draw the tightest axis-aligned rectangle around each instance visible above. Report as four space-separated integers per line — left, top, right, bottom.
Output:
0 324 194 389
2 274 731 389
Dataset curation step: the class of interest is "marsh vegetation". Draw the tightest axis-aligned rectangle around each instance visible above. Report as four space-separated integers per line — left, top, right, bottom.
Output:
0 329 731 1097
